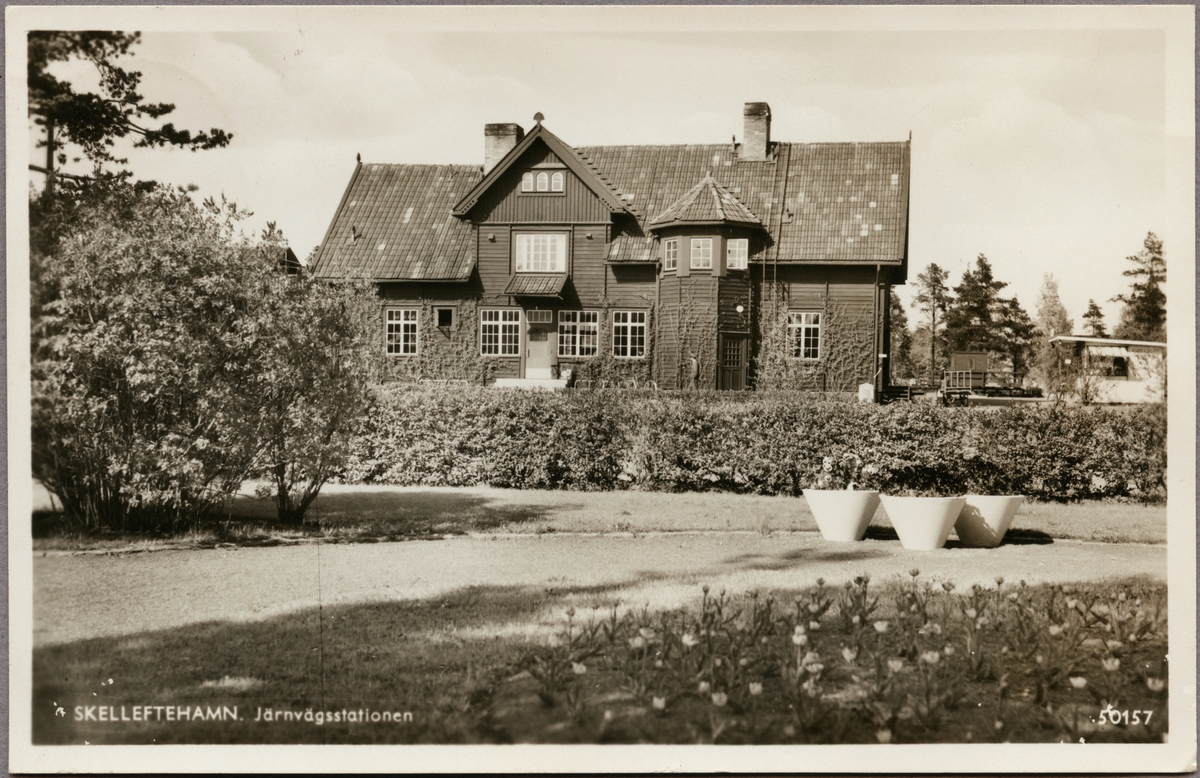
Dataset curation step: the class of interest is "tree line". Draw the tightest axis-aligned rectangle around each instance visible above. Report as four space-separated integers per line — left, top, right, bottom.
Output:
889 234 1167 389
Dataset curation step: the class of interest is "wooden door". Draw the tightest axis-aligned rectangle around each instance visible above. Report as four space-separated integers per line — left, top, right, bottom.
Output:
525 326 555 379
718 333 748 390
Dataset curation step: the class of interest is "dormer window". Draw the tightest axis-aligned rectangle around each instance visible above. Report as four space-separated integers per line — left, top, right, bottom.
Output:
551 171 564 191
727 238 748 270
536 172 549 191
522 172 534 192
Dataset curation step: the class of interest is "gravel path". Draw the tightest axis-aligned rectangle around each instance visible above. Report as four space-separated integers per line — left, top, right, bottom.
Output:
33 532 1166 647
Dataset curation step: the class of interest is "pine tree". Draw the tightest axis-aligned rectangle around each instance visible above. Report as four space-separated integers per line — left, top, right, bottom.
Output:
1111 232 1166 342
1082 299 1108 337
28 31 232 190
997 296 1038 380
945 254 1036 381
946 254 1008 353
912 263 950 384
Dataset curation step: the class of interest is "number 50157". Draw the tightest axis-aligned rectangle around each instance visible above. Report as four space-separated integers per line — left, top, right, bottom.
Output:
1099 707 1153 726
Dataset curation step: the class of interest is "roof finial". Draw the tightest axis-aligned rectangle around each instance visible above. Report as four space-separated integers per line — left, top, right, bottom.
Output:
356 152 361 163
534 112 544 126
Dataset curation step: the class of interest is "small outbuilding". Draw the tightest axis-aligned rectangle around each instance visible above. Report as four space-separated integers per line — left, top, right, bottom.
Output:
1047 335 1166 404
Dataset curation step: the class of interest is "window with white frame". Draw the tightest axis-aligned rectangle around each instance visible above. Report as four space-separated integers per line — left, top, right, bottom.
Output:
481 310 521 356
690 238 713 270
536 172 549 191
612 311 647 358
551 171 564 192
787 312 821 360
558 311 599 357
521 172 534 192
514 233 568 273
663 238 679 271
386 308 419 356
727 238 748 270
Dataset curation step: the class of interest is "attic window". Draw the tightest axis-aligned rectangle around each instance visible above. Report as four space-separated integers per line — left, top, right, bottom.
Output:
522 171 564 193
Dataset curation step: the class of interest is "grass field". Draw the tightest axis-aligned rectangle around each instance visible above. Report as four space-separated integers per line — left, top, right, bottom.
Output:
33 575 1169 745
31 483 1167 552
30 482 1170 745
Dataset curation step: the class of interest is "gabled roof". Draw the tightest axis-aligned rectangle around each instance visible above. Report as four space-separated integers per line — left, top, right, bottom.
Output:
452 123 633 217
310 163 480 281
578 141 910 264
312 132 911 280
648 173 763 230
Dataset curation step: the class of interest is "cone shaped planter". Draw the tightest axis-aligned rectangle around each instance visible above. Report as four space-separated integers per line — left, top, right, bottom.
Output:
880 496 966 550
954 495 1025 547
803 489 880 542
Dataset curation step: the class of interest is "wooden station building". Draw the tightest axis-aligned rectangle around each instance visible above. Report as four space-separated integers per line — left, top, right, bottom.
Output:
311 103 911 391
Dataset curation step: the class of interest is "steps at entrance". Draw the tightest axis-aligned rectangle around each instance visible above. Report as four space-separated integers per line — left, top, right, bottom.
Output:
492 378 568 391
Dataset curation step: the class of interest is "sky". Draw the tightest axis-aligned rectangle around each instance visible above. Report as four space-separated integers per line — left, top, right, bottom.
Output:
19 5 1193 335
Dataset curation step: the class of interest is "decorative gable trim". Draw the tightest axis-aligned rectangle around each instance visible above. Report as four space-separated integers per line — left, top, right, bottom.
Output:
452 124 633 218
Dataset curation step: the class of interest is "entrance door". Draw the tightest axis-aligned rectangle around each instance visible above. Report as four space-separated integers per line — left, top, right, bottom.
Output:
718 333 748 390
526 324 555 379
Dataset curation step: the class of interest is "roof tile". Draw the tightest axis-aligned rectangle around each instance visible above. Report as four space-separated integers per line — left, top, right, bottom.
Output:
313 138 910 279
311 163 480 280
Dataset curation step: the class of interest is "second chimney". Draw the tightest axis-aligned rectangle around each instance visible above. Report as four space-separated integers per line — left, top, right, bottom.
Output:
741 102 771 161
484 123 525 174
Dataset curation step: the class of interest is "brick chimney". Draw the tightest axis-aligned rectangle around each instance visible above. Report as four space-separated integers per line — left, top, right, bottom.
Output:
484 123 524 174
741 102 771 161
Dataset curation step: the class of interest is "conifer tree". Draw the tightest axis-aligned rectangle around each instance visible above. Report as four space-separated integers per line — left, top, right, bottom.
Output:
1083 299 1108 337
1112 232 1166 342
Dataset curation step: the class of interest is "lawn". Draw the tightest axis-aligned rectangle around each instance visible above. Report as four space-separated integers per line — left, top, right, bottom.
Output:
31 482 1167 552
33 575 1168 745
30 481 1170 745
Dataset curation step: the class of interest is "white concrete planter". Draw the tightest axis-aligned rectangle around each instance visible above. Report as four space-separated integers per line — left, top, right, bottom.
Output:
803 489 880 542
880 495 967 550
955 495 1025 547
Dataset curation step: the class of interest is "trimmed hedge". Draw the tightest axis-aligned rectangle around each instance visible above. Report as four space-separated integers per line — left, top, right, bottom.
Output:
342 386 1167 503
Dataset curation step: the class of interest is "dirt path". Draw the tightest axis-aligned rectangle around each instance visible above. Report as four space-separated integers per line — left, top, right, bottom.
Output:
33 532 1166 647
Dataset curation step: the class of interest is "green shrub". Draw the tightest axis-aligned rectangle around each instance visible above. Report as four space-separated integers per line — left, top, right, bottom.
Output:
343 387 1166 503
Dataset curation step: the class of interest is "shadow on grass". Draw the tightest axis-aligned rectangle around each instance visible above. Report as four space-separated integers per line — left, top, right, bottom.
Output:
864 526 899 542
34 490 582 548
999 529 1055 546
32 576 660 745
228 489 579 534
722 545 889 571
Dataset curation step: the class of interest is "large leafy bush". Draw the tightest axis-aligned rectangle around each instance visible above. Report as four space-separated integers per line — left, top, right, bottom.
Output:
33 185 263 530
31 183 380 530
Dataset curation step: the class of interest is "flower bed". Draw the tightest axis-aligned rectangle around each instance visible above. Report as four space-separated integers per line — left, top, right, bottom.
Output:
502 575 1169 744
342 386 1166 503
